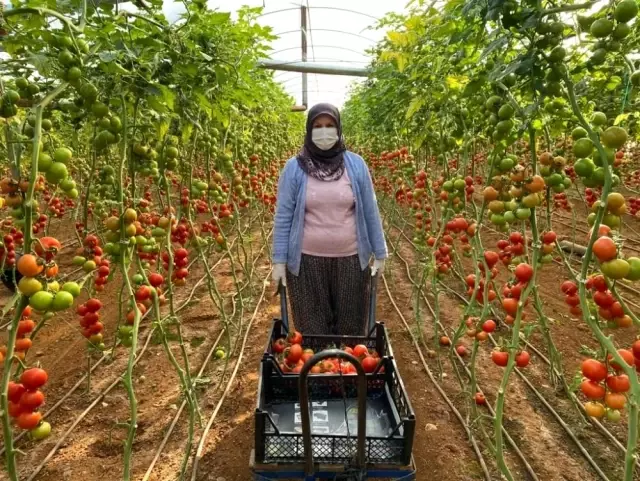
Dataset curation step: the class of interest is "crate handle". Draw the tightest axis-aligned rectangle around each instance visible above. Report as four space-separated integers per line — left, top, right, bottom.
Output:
278 280 289 333
368 273 379 334
298 349 367 476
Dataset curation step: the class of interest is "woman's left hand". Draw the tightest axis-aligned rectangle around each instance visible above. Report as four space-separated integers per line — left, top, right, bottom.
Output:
371 259 385 277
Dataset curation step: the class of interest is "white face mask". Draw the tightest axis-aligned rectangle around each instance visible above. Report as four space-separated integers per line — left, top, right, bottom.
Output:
311 127 339 150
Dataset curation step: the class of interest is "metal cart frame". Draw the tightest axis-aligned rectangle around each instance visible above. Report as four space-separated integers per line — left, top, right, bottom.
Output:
251 276 416 480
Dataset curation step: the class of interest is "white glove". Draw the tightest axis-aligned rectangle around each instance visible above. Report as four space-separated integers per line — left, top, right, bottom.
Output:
371 259 385 277
272 263 287 287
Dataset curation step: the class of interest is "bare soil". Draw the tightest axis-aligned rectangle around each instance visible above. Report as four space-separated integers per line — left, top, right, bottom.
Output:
1 206 639 481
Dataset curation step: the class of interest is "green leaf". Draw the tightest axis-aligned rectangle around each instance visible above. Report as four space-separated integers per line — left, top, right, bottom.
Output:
446 75 468 91
405 97 424 120
181 123 193 144
614 113 629 125
195 92 213 116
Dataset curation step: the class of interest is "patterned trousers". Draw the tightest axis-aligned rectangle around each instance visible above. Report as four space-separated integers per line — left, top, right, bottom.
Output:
286 254 371 336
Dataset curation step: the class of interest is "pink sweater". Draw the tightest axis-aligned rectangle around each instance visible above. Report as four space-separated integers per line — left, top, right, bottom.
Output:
301 170 358 257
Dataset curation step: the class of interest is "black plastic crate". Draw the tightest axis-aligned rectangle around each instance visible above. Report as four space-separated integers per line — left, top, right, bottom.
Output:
254 318 415 467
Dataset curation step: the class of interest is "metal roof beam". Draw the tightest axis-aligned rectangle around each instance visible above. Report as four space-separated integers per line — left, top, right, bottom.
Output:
258 59 370 77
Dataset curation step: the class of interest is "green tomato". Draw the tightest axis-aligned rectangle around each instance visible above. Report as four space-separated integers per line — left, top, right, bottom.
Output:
625 257 640 281
29 291 54 312
30 422 52 441
61 282 81 298
51 291 74 311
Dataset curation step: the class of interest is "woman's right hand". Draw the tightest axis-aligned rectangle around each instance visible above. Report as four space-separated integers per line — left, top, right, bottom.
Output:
272 263 287 287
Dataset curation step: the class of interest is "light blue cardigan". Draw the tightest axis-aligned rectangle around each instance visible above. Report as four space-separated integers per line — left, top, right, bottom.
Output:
272 151 388 276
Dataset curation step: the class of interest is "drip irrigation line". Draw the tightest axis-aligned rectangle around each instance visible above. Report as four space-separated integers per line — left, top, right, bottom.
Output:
390 220 635 457
141 328 225 480
380 274 493 481
0 353 108 455
144 229 272 480
25 328 156 481
389 246 540 479
189 267 271 481
1 226 256 468
386 220 618 481
437 278 633 459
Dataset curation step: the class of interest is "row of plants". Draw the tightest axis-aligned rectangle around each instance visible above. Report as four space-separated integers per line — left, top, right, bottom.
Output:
343 0 640 479
0 0 303 479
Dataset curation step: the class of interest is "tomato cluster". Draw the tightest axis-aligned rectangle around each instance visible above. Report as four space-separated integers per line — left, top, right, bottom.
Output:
272 331 382 376
170 220 194 246
584 187 600 208
491 349 530 368
426 217 476 273
496 232 525 266
163 247 189 286
587 275 632 328
76 298 106 349
0 232 19 267
580 345 639 421
464 316 496 343
553 192 571 211
8 368 51 439
591 216 640 283
46 197 74 218
626 197 640 216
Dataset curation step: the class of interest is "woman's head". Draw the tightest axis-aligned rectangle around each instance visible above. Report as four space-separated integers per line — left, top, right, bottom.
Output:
306 103 342 151
297 103 346 181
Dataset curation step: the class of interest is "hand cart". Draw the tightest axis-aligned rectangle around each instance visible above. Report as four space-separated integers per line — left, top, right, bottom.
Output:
251 276 416 480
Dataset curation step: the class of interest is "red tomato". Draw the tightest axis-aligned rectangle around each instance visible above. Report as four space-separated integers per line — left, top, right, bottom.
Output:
632 340 640 359
491 351 508 367
474 392 486 405
85 298 102 313
484 251 499 267
362 356 378 373
148 273 164 287
514 263 534 283
8 382 25 404
482 319 496 333
542 231 557 244
20 368 48 391
353 344 369 358
593 290 614 308
287 330 302 345
591 275 608 292
8 401 23 418
19 390 45 410
609 349 634 371
285 344 303 364
565 295 580 307
456 345 468 357
175 268 189 279
174 248 188 259
606 375 630 393
17 319 35 336
582 359 608 382
509 232 524 244
560 280 577 296
516 351 530 368
135 286 151 302
16 411 42 430
272 338 286 354
502 297 518 316
580 380 605 400
592 237 617 263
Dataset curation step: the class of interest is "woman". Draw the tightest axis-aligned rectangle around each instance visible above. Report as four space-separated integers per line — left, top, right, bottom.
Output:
272 103 387 336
